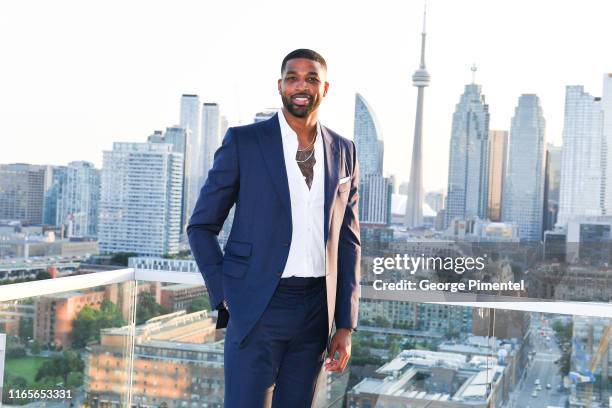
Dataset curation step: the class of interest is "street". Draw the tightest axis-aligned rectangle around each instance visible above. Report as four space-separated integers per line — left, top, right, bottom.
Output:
507 314 569 408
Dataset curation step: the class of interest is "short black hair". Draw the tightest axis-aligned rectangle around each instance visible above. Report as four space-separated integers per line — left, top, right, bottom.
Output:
281 49 327 74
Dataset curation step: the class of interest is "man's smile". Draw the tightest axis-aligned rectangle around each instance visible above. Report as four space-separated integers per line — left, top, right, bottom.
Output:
291 93 312 106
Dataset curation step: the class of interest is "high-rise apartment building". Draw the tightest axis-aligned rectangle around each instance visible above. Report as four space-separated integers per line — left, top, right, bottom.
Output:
359 174 393 225
0 163 52 225
557 86 604 226
201 102 221 185
502 94 546 242
148 126 189 231
98 142 183 256
602 74 612 215
43 165 67 226
354 93 383 176
180 94 202 231
353 93 391 225
55 161 100 237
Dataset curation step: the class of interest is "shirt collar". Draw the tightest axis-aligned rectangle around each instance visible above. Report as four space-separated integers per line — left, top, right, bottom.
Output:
278 109 322 151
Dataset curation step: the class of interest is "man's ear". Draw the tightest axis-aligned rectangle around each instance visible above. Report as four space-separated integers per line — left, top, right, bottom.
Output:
277 78 282 94
323 81 330 97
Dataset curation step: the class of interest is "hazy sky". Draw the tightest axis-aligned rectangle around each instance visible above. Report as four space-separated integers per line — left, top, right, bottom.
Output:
2 0 612 192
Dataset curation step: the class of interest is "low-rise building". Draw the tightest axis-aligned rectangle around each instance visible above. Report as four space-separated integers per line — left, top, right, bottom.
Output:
160 283 207 312
85 310 224 408
348 346 514 408
34 289 106 348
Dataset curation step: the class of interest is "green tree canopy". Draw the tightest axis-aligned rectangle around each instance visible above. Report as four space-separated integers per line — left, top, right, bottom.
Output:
71 300 125 348
35 350 84 386
187 296 210 313
136 292 168 324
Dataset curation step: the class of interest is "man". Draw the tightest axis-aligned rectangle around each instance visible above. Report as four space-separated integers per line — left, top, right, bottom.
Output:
187 49 360 407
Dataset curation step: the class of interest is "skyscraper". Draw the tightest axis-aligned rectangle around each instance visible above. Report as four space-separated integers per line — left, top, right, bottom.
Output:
201 102 221 185
502 94 546 242
56 161 100 237
180 94 201 231
148 127 188 155
601 74 612 215
556 86 604 226
43 165 67 226
0 163 52 225
359 175 393 225
148 126 189 231
353 93 392 224
445 78 490 227
98 142 183 256
488 130 508 221
405 7 430 229
425 190 445 213
543 144 562 232
353 93 383 176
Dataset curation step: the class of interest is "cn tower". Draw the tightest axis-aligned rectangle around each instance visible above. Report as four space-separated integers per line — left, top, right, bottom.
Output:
405 4 430 229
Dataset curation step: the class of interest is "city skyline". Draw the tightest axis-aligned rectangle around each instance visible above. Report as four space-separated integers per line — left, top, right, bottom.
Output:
2 1 612 193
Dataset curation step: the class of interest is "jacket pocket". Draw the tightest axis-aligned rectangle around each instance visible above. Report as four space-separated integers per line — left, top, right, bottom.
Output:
338 179 351 193
224 240 252 258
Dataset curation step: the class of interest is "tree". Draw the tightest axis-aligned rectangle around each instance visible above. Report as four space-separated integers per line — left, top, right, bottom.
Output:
389 340 401 358
552 320 573 376
187 296 211 313
5 335 26 358
109 252 138 266
36 271 52 280
2 374 28 404
35 350 84 385
71 300 125 348
162 250 191 260
136 292 168 324
19 317 33 342
71 305 97 348
373 315 392 328
30 340 41 355
66 371 84 388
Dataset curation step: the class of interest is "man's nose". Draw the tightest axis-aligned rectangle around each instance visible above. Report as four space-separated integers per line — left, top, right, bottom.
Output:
296 79 309 91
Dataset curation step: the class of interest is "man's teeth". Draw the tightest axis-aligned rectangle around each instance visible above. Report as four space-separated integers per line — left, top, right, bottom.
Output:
293 96 310 105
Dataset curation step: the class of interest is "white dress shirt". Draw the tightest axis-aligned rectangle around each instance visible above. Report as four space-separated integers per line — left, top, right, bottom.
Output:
277 110 326 278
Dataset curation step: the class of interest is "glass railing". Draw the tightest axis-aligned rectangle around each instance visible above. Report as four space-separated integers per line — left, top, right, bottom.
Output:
0 270 137 407
0 268 609 407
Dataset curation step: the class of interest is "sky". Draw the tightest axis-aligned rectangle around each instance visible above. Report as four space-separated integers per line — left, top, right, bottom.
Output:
2 0 612 192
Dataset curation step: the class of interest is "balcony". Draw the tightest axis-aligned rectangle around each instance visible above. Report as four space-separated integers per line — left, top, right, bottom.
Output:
0 267 609 407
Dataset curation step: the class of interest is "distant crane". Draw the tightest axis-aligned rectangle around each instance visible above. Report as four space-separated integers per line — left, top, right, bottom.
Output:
569 323 611 407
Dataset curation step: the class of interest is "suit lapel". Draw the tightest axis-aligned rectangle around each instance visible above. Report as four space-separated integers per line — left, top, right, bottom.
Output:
255 114 292 215
256 114 339 243
322 125 339 244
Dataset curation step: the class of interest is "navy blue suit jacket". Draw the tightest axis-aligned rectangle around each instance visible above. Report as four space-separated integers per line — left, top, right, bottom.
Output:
187 113 361 346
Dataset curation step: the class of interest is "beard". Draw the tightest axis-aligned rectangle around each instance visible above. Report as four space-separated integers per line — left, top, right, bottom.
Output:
281 92 320 118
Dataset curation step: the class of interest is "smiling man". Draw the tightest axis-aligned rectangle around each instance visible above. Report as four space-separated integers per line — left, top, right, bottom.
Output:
187 49 361 407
